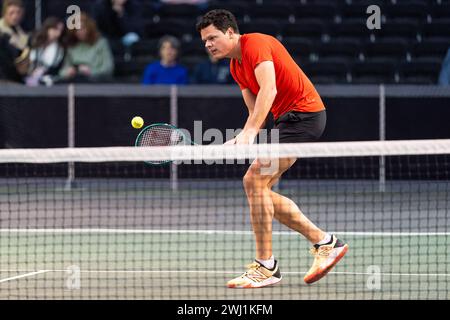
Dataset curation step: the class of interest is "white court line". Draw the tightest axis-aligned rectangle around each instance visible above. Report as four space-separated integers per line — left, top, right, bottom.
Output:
0 270 49 283
328 271 450 277
0 228 449 236
1 269 449 277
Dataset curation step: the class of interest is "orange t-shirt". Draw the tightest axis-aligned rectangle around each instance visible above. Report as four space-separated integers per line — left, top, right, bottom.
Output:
230 33 325 120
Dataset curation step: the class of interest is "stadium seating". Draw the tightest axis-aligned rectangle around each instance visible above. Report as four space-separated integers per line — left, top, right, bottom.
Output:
282 19 326 40
422 21 450 38
282 37 313 63
9 0 450 84
327 19 374 42
429 3 450 21
314 39 362 63
291 3 339 22
156 3 204 20
398 60 442 84
362 38 409 63
207 1 250 20
337 3 372 20
239 19 283 38
301 60 350 84
409 38 450 61
250 3 293 21
371 20 420 42
382 2 430 23
351 60 397 83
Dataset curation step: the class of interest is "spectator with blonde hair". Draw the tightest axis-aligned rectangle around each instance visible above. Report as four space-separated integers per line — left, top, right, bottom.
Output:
59 12 114 83
0 0 30 78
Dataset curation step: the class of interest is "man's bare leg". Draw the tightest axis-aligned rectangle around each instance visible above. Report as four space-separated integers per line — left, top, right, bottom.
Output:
265 158 325 244
227 157 347 288
266 160 348 284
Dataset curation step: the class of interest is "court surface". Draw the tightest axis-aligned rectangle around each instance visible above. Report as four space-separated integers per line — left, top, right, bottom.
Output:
0 179 448 299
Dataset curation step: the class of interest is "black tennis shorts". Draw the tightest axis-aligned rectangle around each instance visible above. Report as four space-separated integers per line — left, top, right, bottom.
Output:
271 110 326 143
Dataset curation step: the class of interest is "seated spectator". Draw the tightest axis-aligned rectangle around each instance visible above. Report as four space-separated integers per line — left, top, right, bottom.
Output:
25 17 65 86
438 47 450 86
142 35 188 85
192 49 232 84
59 12 114 83
93 0 142 40
0 0 30 79
0 30 23 82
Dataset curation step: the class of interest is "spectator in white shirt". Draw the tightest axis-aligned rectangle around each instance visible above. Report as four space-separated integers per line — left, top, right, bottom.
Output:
26 17 65 86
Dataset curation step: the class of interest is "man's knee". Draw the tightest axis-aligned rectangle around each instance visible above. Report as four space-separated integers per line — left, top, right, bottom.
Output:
243 166 271 192
243 170 256 191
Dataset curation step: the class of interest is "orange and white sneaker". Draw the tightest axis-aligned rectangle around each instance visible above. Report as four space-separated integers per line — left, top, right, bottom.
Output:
304 235 348 284
227 260 282 288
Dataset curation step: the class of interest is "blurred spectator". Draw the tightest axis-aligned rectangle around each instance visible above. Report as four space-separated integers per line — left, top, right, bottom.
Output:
93 0 141 62
59 12 114 83
25 17 65 86
0 0 30 79
192 49 232 84
142 35 188 85
0 31 22 82
92 0 142 40
438 47 450 86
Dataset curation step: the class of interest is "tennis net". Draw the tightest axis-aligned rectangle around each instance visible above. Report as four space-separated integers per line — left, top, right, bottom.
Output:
0 140 449 299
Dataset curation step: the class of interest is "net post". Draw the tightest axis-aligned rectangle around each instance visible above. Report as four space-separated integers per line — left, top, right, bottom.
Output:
65 83 76 191
170 85 178 191
379 84 386 193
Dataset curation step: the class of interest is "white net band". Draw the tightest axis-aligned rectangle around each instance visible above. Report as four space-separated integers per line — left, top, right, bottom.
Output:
1 139 450 163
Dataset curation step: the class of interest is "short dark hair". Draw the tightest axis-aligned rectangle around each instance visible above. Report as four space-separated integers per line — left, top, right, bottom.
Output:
196 9 239 34
158 35 180 51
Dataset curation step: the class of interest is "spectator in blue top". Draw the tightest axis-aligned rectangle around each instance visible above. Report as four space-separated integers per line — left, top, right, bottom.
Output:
438 47 450 86
142 35 188 85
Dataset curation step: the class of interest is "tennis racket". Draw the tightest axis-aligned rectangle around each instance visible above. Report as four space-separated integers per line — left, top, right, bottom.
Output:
135 123 195 165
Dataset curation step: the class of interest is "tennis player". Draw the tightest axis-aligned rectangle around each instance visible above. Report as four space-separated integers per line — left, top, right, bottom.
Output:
196 10 348 288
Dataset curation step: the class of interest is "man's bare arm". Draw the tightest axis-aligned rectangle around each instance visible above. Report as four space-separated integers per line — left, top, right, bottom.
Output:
235 61 277 144
242 88 269 130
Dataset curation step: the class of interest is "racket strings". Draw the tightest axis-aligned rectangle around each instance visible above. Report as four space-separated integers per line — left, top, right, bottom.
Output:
140 127 184 147
137 125 185 164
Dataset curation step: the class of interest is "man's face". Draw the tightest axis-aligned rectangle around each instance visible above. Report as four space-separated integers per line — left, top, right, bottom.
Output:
4 5 24 27
200 24 234 59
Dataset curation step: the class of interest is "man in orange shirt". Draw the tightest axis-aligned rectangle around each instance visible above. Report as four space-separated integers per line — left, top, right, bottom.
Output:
197 9 348 288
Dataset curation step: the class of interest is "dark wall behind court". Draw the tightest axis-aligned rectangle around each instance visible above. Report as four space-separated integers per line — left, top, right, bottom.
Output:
1 96 449 149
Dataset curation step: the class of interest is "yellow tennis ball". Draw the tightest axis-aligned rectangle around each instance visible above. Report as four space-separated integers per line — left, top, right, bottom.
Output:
131 116 144 129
